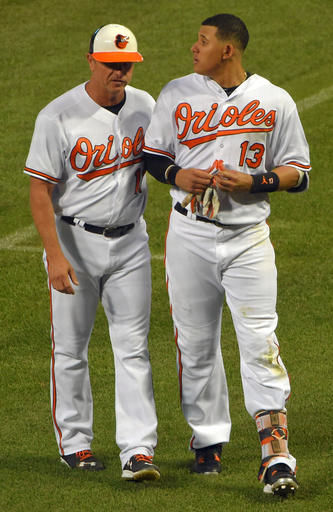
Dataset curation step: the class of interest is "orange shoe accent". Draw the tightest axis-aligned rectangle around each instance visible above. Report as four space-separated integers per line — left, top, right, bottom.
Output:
134 454 153 463
77 450 93 461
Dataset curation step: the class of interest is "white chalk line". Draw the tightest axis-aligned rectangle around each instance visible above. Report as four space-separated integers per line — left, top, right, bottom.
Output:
297 84 333 113
1 84 332 256
0 225 165 259
0 224 39 251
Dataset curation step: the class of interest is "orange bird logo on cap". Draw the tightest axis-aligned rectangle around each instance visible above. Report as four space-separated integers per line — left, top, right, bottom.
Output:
115 34 129 49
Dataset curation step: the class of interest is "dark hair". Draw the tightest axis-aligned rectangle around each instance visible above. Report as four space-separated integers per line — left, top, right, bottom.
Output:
89 25 105 53
202 14 249 51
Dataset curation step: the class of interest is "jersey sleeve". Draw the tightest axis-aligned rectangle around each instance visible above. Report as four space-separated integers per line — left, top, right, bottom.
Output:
24 112 66 183
143 88 176 160
266 100 311 175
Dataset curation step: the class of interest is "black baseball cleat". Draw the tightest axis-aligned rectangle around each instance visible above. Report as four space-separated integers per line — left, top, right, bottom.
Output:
60 450 105 471
193 443 222 474
263 463 299 497
122 454 160 481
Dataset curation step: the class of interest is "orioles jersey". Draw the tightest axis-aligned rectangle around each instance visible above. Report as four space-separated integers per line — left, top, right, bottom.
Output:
144 73 311 226
24 83 155 226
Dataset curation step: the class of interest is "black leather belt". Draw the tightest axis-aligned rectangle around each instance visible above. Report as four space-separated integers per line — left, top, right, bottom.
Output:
174 202 225 228
61 216 134 238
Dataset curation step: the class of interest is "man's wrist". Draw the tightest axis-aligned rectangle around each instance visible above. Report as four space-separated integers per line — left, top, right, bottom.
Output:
250 171 280 193
165 164 181 185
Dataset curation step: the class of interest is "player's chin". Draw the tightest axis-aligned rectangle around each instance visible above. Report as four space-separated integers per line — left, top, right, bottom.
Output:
193 62 205 75
110 80 127 88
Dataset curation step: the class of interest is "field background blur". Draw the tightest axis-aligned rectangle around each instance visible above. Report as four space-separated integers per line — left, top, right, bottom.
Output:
1 0 332 510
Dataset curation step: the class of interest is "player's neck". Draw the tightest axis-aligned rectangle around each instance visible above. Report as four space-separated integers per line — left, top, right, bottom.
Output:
85 81 125 107
212 65 247 89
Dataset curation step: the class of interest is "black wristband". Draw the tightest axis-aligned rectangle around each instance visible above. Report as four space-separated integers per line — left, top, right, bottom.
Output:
165 164 181 185
250 171 280 193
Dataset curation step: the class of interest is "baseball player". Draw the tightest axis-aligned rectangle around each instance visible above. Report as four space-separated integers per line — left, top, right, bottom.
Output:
143 13 311 496
24 24 160 481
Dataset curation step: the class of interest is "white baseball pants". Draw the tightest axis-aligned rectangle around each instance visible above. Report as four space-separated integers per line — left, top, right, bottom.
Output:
45 217 157 467
165 209 291 450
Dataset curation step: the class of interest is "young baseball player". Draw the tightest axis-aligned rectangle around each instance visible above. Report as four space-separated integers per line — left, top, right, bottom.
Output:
24 24 160 481
143 13 311 497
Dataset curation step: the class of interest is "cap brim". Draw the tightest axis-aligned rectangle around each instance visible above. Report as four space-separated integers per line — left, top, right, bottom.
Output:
92 51 143 63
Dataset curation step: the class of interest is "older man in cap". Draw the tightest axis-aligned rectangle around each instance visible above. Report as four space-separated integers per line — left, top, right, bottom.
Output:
24 24 159 481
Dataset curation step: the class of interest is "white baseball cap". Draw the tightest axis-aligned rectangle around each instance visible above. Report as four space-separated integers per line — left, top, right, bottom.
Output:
89 24 143 62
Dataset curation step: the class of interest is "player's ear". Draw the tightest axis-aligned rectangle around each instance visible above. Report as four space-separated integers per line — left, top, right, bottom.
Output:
86 53 95 71
221 43 235 61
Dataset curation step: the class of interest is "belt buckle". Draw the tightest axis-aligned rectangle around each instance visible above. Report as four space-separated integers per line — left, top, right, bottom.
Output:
103 226 116 238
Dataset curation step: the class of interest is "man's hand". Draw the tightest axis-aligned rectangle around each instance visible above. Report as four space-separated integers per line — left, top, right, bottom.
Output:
30 177 79 294
47 252 79 294
175 168 212 194
214 169 253 192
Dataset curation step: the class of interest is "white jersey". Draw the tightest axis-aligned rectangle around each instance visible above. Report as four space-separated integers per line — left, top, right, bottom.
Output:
25 83 155 226
144 73 311 226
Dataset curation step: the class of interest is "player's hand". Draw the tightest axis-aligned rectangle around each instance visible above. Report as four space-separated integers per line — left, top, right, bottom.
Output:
47 253 79 294
175 168 212 194
214 169 253 192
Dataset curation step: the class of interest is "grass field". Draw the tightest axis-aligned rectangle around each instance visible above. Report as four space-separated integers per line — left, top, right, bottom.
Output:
1 0 333 510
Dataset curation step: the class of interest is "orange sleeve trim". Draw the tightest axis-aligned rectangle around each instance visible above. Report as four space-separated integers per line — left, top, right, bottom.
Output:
143 145 175 159
24 167 61 183
285 161 311 170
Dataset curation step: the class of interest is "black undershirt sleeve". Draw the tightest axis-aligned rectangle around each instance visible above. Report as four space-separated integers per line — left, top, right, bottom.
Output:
143 152 173 183
143 152 180 184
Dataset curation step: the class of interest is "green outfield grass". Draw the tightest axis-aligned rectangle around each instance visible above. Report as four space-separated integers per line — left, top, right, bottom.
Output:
1 0 332 510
